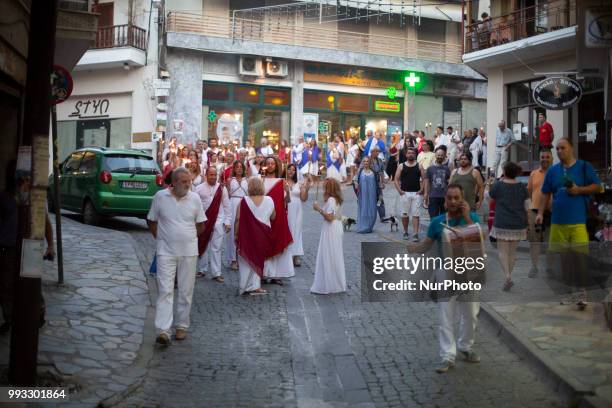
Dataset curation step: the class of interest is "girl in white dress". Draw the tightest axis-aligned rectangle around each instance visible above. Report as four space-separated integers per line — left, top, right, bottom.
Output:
326 144 343 182
235 178 276 296
285 164 311 267
225 161 249 270
346 138 360 185
311 178 347 294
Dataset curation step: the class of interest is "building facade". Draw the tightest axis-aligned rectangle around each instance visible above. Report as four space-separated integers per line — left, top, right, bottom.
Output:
463 0 611 171
163 0 487 148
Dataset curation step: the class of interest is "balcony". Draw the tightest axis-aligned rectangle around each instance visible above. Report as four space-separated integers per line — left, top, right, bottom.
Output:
165 11 478 78
55 1 99 70
75 24 148 71
464 0 575 53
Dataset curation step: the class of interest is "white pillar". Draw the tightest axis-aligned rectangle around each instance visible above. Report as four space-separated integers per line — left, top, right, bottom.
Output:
291 61 304 145
405 89 415 131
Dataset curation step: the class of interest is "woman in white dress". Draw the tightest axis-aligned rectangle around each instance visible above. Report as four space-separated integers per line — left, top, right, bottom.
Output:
235 178 275 296
311 178 347 294
225 161 249 270
286 164 310 267
346 137 360 185
326 144 344 182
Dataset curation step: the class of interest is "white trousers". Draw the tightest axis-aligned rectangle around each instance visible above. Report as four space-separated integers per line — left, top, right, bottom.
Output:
438 297 480 362
492 147 508 178
198 222 225 277
238 255 261 294
155 255 198 335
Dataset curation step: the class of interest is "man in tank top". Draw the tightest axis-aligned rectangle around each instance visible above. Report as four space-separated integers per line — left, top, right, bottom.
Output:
449 152 484 212
394 147 423 241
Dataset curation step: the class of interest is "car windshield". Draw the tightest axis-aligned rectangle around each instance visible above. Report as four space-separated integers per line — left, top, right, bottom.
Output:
103 154 158 174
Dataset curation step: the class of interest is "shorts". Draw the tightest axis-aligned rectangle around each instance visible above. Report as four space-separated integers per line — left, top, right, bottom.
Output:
399 192 422 217
548 223 589 254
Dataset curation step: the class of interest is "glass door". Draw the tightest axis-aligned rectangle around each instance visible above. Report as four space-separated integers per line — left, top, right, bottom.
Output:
77 119 110 149
342 114 362 142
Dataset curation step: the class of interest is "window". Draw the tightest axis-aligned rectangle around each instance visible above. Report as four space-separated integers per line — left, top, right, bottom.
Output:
304 92 335 110
234 86 260 103
264 89 290 106
203 83 230 101
508 82 532 107
79 151 97 173
337 94 369 113
103 154 158 173
63 152 84 172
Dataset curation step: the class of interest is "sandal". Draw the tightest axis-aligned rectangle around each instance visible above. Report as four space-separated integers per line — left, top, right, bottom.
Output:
272 279 284 286
213 276 225 283
196 272 206 278
230 262 238 270
249 289 268 296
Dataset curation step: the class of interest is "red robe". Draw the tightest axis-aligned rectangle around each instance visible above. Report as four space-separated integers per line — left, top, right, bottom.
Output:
197 186 223 256
236 198 273 277
265 179 293 257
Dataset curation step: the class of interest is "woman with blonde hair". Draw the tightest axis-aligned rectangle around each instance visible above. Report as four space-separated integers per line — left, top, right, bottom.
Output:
311 178 346 294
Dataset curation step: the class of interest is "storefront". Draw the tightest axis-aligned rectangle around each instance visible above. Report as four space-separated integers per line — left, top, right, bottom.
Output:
303 90 403 144
202 81 291 147
56 93 132 162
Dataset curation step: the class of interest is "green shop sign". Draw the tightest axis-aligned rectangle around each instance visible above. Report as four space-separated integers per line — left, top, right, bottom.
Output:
374 101 401 113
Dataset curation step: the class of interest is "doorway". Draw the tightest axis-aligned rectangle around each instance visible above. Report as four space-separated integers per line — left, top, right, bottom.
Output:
77 119 110 149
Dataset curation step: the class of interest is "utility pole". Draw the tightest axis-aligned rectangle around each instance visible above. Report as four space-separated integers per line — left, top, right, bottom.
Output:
9 0 58 385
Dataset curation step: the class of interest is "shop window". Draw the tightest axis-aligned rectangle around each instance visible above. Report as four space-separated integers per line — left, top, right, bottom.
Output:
110 118 131 150
234 86 260 104
508 82 532 107
57 121 77 162
248 109 289 147
203 83 230 101
264 89 290 106
337 94 369 113
304 92 335 110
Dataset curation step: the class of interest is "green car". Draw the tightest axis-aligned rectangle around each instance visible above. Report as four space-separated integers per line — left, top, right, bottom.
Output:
48 147 164 225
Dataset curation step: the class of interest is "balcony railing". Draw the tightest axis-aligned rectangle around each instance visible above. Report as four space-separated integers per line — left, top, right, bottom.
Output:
93 24 147 51
464 0 575 53
167 12 462 64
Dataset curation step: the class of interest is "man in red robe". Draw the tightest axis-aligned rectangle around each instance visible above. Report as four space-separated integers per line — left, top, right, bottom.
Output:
195 167 231 282
262 156 294 284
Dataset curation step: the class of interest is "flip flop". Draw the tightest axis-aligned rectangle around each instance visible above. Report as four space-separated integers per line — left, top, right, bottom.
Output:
249 289 268 296
196 272 205 278
213 276 225 283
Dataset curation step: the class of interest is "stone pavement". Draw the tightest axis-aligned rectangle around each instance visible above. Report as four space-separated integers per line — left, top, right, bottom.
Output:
0 215 152 406
379 186 612 407
113 185 563 407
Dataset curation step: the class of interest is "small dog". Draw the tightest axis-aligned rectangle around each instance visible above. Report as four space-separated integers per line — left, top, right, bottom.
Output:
381 216 399 232
342 216 356 231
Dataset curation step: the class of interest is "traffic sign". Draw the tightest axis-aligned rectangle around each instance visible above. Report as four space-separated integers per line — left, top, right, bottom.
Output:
51 65 73 104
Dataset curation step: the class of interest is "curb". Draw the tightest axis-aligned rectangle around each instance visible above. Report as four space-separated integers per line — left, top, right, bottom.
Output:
478 303 605 407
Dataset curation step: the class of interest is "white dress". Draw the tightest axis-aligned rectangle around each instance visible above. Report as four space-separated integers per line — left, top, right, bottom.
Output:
226 177 248 264
287 182 304 257
238 196 275 294
263 178 295 279
326 150 343 182
311 197 347 294
347 144 359 167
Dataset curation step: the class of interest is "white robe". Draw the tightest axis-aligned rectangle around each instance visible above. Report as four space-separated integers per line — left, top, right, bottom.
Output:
238 196 275 294
225 177 248 264
287 182 304 257
195 182 231 277
311 197 346 294
263 178 295 279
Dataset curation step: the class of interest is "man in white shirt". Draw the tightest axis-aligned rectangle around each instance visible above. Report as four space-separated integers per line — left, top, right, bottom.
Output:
147 168 206 345
434 126 451 151
195 167 232 282
260 137 274 156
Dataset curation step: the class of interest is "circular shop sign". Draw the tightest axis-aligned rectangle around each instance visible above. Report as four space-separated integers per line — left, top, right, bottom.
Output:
532 77 582 110
51 65 73 105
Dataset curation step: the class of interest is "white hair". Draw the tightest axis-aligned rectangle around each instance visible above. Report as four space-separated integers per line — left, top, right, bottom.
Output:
171 167 190 182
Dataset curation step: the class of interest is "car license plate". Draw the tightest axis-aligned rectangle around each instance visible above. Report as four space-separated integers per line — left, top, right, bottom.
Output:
121 181 148 190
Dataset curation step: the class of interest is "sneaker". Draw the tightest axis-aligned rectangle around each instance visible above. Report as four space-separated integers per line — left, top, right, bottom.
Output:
459 350 481 363
435 360 455 373
403 232 409 240
175 328 187 341
412 234 419 242
528 266 538 278
156 332 171 346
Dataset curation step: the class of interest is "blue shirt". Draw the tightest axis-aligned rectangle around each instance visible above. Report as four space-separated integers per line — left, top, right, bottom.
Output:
427 212 481 243
541 160 600 225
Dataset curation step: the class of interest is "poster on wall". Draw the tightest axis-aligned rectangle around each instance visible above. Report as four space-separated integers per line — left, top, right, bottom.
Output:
303 113 318 141
586 122 597 142
387 120 402 145
513 123 523 141
216 113 243 146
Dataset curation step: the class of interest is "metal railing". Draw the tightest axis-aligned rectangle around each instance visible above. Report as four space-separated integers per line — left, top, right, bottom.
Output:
93 24 147 51
166 12 462 64
464 0 575 53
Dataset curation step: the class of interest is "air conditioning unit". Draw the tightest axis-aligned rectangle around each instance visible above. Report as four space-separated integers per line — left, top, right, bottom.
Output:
265 60 289 77
239 56 263 77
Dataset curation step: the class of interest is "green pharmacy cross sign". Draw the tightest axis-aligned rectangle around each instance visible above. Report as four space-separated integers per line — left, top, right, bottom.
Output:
207 110 217 123
386 87 397 99
404 72 421 88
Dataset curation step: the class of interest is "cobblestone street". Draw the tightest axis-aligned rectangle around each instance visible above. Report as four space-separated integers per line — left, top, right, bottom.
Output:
110 186 563 408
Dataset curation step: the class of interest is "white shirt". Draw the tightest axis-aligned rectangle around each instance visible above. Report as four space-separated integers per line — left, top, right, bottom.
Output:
469 135 483 167
292 143 305 163
435 134 451 150
260 145 274 156
195 182 231 226
147 189 206 257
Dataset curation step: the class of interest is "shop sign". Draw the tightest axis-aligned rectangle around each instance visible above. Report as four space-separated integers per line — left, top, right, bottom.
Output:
586 7 612 48
68 98 110 118
58 94 132 120
319 121 330 134
532 77 582 110
153 79 171 89
304 63 402 88
374 101 401 113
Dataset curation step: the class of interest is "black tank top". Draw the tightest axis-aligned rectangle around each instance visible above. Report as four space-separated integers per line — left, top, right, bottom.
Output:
400 163 421 192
